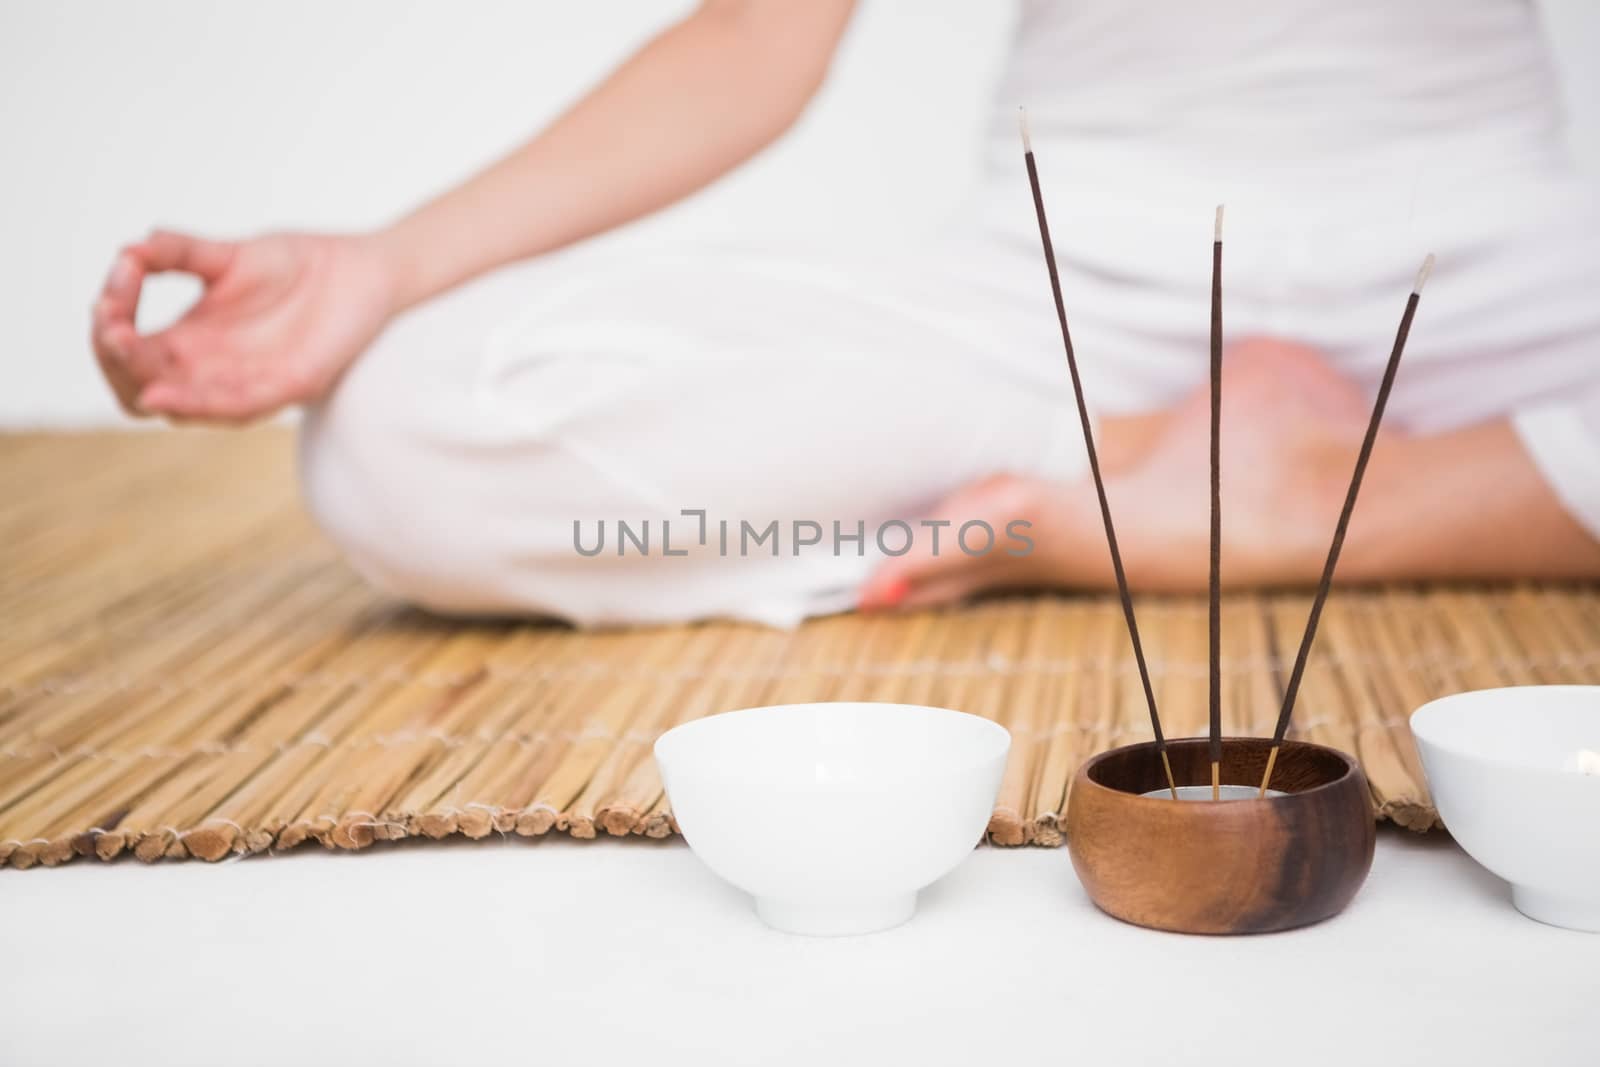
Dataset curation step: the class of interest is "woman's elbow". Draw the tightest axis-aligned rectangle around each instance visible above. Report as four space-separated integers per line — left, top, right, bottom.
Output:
696 0 857 123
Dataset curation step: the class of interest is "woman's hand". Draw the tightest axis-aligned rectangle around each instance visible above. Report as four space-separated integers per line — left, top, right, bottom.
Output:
86 1 858 425
90 230 395 423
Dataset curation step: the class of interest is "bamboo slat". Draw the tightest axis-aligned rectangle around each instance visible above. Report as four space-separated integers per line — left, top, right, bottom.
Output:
2 428 1597 868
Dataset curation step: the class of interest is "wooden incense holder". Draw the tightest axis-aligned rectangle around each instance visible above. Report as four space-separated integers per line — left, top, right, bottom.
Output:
1066 737 1375 934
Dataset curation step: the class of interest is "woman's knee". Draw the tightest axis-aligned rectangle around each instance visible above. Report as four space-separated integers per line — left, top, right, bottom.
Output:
296 324 505 614
295 295 666 619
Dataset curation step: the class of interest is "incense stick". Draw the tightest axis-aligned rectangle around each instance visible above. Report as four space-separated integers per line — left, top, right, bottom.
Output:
1209 205 1224 799
1018 108 1177 799
1259 253 1435 795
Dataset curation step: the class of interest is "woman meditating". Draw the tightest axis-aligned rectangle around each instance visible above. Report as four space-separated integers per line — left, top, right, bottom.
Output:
89 0 1600 627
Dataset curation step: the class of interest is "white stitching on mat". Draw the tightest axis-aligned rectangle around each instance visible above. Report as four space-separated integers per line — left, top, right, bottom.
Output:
1009 714 1418 744
425 802 505 822
0 710 1434 764
1 837 53 850
338 810 408 836
11 647 1599 699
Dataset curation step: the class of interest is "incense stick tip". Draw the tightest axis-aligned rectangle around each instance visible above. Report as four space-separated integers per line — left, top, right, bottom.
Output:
1018 106 1032 152
1214 204 1224 241
1414 253 1435 294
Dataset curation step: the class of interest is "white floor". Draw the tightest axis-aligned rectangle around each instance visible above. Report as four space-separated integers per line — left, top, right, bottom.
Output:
2 829 1590 1066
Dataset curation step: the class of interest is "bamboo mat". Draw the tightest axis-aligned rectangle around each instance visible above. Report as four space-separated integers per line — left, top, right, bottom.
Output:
3 429 1597 869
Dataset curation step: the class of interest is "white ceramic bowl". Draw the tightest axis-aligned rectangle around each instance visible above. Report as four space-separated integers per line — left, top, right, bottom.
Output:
1411 685 1600 931
654 702 1010 936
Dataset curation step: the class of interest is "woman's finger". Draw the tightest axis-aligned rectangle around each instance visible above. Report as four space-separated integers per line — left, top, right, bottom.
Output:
104 322 174 383
92 231 235 358
89 298 146 415
138 374 267 425
138 229 237 283
97 248 146 324
90 232 236 419
92 246 149 370
89 335 143 416
90 246 154 415
138 382 222 423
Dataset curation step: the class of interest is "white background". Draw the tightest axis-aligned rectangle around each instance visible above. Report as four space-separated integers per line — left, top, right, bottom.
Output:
3 833 1595 1066
2 0 1597 427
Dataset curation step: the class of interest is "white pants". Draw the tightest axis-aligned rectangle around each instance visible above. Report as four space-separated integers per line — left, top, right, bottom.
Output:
299 182 1600 627
299 237 1090 627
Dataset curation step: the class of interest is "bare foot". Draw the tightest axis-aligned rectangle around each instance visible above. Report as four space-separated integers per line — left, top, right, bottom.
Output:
860 338 1382 609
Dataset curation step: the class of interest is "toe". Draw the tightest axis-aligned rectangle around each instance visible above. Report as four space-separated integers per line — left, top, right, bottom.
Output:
859 474 1051 611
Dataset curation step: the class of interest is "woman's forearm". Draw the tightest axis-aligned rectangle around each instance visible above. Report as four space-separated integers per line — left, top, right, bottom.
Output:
371 0 856 313
1341 419 1600 581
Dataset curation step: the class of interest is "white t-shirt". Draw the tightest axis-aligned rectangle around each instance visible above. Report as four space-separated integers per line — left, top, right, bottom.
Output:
969 0 1600 536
